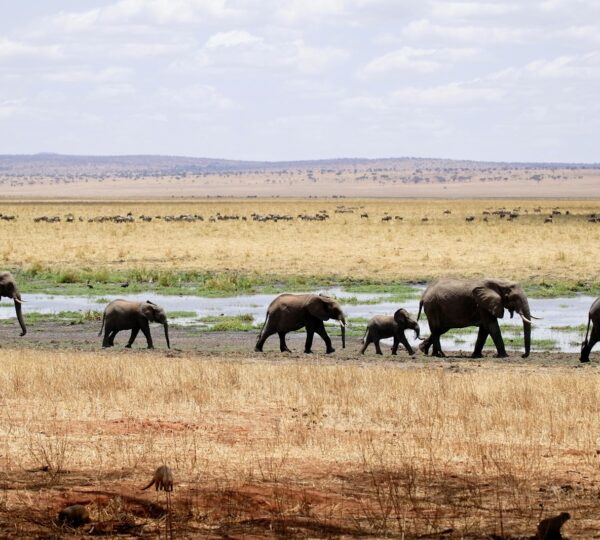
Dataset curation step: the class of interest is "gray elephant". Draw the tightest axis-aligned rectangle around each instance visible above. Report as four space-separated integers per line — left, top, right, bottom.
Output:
255 293 345 353
0 271 26 336
580 297 600 362
360 308 420 355
99 299 170 349
419 278 537 358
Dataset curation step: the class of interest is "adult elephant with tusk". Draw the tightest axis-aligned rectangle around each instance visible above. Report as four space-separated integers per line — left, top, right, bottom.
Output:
418 278 539 359
255 293 346 353
0 271 26 336
99 299 170 349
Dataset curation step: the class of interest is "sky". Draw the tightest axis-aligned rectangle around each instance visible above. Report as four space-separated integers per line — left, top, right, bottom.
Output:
1 0 599 162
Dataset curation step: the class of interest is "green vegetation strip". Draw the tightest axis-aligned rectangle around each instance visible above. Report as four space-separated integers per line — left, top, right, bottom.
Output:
9 266 600 299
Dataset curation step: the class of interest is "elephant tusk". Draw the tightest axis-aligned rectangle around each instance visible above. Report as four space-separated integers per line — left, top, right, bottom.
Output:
530 314 543 320
339 321 346 328
13 297 25 304
518 312 532 324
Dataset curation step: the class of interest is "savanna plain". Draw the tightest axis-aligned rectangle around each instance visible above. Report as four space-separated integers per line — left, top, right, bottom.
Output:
1 199 600 538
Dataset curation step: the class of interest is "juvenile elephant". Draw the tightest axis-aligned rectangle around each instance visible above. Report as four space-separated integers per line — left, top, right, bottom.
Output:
419 278 538 358
0 271 26 336
580 297 600 362
99 299 170 349
360 308 420 355
255 293 345 353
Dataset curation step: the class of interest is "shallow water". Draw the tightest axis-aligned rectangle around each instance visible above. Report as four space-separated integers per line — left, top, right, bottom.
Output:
0 288 595 353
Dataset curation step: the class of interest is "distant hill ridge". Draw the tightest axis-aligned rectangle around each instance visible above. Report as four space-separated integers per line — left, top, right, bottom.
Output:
0 153 597 177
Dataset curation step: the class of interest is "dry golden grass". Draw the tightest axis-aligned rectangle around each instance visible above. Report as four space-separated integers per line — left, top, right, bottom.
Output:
2 199 600 284
1 349 599 537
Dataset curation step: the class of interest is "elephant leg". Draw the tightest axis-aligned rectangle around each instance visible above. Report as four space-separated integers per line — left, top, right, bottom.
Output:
140 320 154 349
278 332 291 353
108 330 118 347
431 328 447 357
102 327 113 348
314 320 334 354
304 322 315 353
391 335 399 355
486 319 507 357
419 336 432 355
255 325 276 352
126 328 140 348
360 334 372 354
374 338 383 355
398 332 414 355
472 326 489 358
581 324 600 362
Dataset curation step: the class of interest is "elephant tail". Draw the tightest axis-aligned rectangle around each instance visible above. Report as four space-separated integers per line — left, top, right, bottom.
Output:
257 311 270 341
583 314 592 347
361 325 369 344
417 300 423 321
98 311 106 336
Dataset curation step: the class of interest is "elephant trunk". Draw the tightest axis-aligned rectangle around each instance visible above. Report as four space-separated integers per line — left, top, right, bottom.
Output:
164 322 170 349
340 316 346 349
412 322 420 340
520 302 531 358
14 294 26 336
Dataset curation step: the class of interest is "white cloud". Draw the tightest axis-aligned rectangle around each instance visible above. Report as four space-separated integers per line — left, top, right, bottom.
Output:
206 30 263 49
364 47 479 74
391 82 503 105
402 18 531 44
277 0 345 22
0 37 62 59
430 1 519 18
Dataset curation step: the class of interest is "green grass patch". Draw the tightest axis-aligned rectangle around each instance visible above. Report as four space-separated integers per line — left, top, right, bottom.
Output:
5 310 102 325
196 313 257 332
505 337 560 350
524 280 600 298
549 324 588 333
168 311 197 319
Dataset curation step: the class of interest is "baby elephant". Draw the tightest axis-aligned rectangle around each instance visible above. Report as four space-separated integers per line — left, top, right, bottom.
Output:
99 299 170 349
360 308 420 355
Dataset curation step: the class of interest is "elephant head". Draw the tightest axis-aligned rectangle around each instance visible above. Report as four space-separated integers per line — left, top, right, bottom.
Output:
0 272 26 336
393 308 420 339
308 294 346 348
141 300 170 348
473 279 534 358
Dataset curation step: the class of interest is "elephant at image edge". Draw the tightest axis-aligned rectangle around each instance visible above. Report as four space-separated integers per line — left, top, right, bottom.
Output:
580 297 600 362
99 299 170 349
255 293 346 353
360 308 420 355
418 278 537 358
0 271 26 336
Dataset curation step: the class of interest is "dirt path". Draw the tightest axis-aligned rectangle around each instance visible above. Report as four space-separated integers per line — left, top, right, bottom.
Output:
0 320 592 367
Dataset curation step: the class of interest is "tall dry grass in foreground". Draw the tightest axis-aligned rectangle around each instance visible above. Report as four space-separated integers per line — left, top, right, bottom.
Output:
0 349 598 536
2 199 600 283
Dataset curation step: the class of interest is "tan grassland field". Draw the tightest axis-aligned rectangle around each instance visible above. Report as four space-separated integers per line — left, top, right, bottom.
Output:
1 198 600 537
1 199 600 284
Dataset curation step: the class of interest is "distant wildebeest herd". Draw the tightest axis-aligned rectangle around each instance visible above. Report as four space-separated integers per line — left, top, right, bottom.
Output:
18 205 600 224
2 271 600 362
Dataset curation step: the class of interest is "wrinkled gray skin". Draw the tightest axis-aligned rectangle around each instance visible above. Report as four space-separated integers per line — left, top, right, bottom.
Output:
419 278 533 359
580 297 600 362
0 271 26 336
255 293 346 353
99 299 170 349
360 308 420 355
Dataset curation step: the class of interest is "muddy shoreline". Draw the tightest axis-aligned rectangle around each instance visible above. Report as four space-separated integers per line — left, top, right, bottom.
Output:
0 320 595 367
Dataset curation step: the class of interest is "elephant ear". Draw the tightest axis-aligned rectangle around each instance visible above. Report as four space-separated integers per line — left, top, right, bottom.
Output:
307 296 331 320
393 308 409 327
472 286 504 318
141 302 157 321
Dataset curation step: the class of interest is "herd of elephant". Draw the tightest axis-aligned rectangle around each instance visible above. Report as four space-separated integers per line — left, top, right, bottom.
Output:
2 271 600 362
